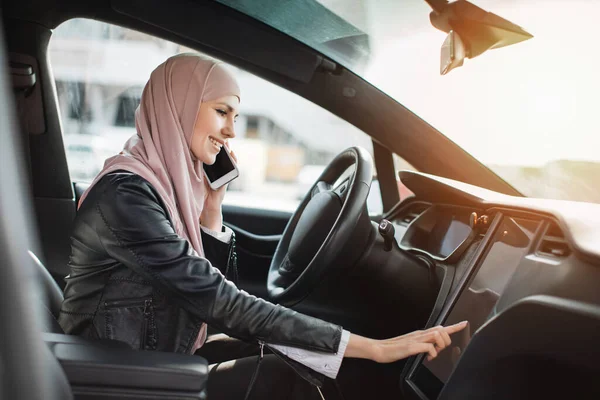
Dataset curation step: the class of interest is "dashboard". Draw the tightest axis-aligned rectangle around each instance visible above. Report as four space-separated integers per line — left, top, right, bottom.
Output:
398 205 481 262
387 171 600 400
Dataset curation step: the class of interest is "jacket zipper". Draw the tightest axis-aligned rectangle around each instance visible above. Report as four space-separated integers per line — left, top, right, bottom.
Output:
104 298 153 350
259 340 265 359
140 299 152 350
225 233 238 284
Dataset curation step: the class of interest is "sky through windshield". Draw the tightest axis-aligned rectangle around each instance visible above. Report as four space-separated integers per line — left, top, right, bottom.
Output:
221 0 600 202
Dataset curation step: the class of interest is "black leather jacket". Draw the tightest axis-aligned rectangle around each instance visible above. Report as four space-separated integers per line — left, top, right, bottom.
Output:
58 172 342 357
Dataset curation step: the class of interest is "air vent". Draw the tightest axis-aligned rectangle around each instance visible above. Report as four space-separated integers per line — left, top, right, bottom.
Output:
538 223 570 258
398 203 429 226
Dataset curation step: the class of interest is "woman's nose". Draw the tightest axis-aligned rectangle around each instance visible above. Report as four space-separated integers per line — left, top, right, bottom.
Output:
222 120 236 139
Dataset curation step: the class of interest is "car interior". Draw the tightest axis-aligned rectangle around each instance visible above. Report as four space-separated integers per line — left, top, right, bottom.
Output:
2 0 600 399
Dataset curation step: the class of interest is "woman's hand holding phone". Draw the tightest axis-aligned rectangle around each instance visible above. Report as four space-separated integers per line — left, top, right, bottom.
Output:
201 141 237 231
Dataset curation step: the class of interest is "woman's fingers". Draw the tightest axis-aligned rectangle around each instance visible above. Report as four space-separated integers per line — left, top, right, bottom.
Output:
444 321 469 335
411 322 468 360
224 140 238 163
425 329 446 351
407 342 433 359
439 327 452 347
424 325 452 348
426 343 438 361
412 342 437 361
371 321 469 363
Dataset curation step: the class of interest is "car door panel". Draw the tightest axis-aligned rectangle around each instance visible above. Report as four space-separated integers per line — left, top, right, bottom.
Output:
222 204 291 236
223 207 290 300
227 223 281 257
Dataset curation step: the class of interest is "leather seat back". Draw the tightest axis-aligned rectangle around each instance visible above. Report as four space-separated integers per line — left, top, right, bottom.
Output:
30 251 64 333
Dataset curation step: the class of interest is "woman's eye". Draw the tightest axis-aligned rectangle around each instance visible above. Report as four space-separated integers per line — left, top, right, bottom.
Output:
216 109 227 116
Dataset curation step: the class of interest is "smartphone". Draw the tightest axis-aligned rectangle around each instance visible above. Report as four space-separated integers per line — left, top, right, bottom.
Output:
203 146 239 190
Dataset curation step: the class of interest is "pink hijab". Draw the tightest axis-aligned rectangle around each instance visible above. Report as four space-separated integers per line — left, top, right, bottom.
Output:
78 53 240 258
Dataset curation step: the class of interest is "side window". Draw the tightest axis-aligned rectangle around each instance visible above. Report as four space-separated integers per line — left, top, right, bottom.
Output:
50 19 387 213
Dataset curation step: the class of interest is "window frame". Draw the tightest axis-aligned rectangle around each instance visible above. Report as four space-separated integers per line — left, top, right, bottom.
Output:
48 18 405 215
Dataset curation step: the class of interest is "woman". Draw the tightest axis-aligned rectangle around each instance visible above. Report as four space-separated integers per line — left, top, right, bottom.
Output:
58 53 466 399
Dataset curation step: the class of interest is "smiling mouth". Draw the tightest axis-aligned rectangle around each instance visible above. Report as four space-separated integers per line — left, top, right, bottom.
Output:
208 136 223 151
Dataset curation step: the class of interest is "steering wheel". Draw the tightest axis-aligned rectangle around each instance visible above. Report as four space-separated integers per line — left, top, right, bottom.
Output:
267 147 373 306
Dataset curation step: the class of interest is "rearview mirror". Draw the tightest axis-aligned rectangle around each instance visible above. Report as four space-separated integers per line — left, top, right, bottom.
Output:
440 30 466 75
426 0 533 75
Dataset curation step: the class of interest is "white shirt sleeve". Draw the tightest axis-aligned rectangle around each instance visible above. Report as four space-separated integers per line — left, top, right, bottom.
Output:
268 329 351 379
200 224 233 243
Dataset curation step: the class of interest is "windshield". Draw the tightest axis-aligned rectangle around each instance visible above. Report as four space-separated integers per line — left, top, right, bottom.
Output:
217 0 600 204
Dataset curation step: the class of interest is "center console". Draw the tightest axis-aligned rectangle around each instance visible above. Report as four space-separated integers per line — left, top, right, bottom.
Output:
43 333 209 399
402 214 541 399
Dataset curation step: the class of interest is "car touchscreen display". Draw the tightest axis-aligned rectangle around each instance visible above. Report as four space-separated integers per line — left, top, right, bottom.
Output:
413 217 540 396
429 217 472 258
400 206 475 261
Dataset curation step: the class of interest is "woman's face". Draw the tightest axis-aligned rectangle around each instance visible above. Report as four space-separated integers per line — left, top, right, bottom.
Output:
191 95 239 165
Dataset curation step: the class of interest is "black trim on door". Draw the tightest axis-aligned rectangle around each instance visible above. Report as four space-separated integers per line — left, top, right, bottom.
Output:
222 204 292 236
